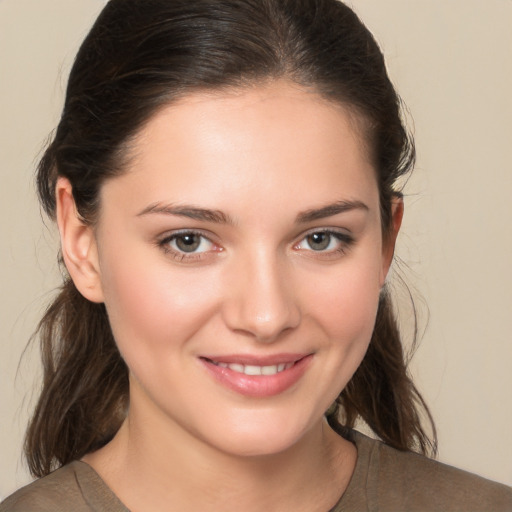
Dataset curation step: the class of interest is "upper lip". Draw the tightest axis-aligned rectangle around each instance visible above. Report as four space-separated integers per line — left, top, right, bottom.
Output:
200 353 310 366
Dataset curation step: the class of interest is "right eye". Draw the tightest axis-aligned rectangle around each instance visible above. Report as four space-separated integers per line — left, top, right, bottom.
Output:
168 233 214 253
158 231 220 261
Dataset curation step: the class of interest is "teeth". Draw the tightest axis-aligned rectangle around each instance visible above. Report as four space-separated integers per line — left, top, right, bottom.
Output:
211 361 294 375
261 365 277 375
244 365 262 375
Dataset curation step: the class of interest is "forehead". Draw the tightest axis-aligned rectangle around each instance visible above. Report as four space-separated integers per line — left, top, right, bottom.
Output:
102 81 378 217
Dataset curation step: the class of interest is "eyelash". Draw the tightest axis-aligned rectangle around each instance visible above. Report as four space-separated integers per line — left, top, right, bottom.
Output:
157 228 354 262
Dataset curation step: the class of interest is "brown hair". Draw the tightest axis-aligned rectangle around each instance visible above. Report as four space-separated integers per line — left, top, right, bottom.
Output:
26 0 436 477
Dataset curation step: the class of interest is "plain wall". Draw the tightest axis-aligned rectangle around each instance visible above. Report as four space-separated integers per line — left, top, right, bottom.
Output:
1 0 511 499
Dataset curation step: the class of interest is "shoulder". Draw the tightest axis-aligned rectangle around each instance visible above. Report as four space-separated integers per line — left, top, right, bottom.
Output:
1 462 87 512
0 461 128 512
340 430 512 512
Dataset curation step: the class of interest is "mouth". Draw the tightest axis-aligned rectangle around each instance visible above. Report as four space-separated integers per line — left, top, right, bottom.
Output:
205 359 296 376
199 354 312 397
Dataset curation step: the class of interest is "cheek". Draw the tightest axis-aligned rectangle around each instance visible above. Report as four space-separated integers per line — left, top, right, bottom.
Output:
306 257 382 337
99 254 222 361
302 253 383 389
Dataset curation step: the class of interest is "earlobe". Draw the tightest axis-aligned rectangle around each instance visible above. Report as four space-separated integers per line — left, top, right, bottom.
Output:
380 196 404 286
56 177 104 303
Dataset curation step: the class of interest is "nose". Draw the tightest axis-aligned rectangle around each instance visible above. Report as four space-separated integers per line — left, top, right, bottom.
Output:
222 250 301 343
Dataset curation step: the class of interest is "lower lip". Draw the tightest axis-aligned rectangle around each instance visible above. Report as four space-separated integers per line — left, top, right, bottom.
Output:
200 355 313 398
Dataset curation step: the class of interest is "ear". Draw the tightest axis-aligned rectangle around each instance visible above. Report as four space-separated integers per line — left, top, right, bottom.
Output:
56 177 104 303
380 196 404 286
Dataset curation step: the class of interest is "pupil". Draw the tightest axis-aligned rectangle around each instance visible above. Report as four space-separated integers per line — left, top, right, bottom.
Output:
176 234 200 252
308 232 330 251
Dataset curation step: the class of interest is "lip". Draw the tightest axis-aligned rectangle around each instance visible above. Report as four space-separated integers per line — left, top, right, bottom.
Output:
199 353 313 397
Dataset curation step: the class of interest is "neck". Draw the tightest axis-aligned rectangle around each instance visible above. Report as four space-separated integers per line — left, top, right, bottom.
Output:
84 395 356 512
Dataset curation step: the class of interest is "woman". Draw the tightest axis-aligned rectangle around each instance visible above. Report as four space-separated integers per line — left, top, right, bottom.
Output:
1 0 511 510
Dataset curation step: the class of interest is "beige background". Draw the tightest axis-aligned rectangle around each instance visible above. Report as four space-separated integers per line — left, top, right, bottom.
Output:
1 0 511 499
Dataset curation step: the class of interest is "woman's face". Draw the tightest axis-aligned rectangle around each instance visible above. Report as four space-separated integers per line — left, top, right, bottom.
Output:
89 82 397 456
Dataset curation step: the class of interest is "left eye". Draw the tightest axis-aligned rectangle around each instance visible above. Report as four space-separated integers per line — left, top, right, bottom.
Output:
295 231 349 252
167 233 214 253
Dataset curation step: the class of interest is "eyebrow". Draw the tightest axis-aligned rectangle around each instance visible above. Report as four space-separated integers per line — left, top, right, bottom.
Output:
137 203 234 224
295 200 369 223
137 199 368 225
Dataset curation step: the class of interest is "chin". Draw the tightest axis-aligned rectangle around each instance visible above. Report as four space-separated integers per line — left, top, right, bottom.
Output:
200 407 322 458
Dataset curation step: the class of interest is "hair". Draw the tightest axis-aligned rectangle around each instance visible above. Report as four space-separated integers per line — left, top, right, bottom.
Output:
26 0 436 477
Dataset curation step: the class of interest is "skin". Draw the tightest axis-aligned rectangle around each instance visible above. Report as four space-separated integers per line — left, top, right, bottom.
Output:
57 81 402 512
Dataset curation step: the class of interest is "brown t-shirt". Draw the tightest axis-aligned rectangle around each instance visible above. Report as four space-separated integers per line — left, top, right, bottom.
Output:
2 430 511 511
